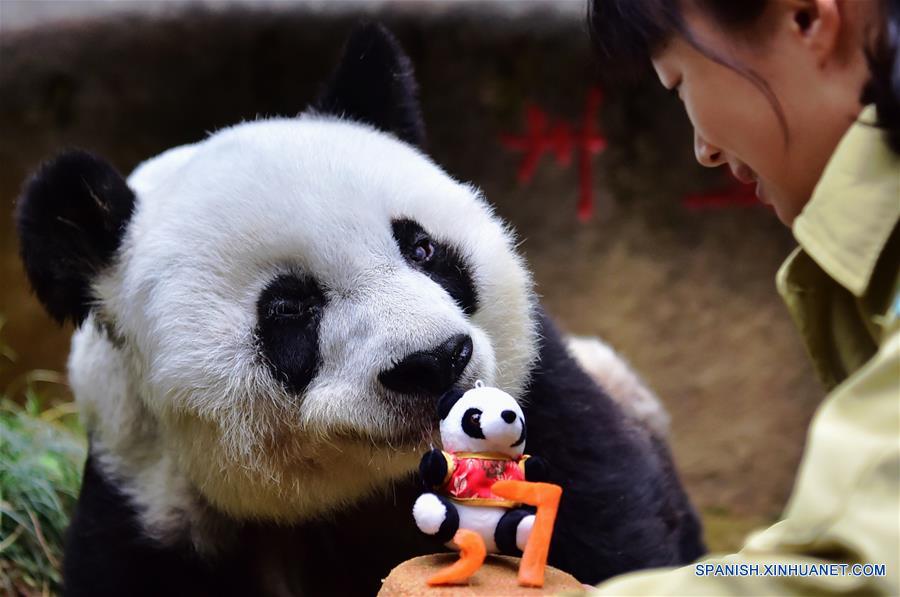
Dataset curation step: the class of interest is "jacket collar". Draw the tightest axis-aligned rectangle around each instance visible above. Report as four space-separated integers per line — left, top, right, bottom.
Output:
791 105 900 297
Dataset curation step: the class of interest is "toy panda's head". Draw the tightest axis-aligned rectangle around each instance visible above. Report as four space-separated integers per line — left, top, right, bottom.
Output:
438 381 527 458
15 25 538 527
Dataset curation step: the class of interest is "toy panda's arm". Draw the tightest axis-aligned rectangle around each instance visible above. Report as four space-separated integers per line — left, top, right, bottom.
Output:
523 455 550 483
419 449 453 488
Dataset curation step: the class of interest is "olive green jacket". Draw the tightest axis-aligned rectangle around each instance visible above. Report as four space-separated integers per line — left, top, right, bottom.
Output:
590 106 900 596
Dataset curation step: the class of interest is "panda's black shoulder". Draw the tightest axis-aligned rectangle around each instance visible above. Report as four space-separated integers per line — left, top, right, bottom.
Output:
523 306 632 428
520 306 705 582
63 451 253 597
521 306 662 473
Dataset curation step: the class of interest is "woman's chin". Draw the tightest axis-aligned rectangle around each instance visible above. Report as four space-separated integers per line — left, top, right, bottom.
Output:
758 184 796 226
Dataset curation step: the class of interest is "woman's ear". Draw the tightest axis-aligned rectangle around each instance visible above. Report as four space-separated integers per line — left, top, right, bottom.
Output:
792 0 841 67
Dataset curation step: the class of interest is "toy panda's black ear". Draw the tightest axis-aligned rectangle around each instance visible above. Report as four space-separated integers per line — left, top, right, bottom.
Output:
438 388 465 420
15 150 135 326
314 23 425 147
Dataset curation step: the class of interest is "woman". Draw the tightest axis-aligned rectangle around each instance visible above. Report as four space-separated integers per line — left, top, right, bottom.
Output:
587 0 899 594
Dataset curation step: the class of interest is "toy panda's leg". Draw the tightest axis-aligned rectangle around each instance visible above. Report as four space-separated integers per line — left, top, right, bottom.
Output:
494 508 536 556
455 504 504 553
413 493 459 544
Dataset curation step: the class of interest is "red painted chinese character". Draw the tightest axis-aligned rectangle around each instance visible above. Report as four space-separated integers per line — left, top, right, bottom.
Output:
501 88 607 221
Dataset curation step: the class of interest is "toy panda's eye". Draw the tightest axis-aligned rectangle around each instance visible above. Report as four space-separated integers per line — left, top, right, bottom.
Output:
462 407 485 439
412 237 435 263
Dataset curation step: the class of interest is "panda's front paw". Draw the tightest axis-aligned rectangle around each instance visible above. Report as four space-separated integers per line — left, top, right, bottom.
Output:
413 493 458 544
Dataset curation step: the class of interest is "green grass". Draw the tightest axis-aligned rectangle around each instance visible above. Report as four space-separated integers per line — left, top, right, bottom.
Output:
0 316 85 596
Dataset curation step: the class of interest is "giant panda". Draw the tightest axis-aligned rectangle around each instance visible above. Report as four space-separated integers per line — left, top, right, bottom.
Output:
15 24 704 596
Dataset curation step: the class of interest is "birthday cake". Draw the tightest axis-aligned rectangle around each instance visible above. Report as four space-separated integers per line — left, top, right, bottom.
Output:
379 554 583 596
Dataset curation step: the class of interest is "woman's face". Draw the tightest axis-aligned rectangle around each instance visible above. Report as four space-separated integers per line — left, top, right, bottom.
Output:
651 2 867 225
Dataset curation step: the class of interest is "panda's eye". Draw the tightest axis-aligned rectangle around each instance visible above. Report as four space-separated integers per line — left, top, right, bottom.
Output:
267 298 317 320
412 237 435 263
258 274 325 324
392 218 479 315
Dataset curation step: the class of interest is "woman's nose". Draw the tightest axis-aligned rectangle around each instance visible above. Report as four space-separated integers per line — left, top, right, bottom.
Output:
694 130 725 168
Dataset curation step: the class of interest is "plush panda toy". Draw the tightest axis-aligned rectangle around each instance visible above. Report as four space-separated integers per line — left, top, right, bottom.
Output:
414 381 547 556
15 23 704 597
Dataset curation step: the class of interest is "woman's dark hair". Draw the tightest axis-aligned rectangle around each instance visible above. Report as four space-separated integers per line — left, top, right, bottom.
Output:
863 0 900 152
588 0 786 141
589 0 900 153
587 1 771 79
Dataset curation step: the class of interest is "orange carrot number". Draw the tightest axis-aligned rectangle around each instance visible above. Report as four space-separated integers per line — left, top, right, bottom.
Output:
426 529 487 586
492 480 563 588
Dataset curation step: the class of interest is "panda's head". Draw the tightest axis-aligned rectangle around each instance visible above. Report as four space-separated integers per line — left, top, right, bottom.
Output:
15 24 538 523
438 381 527 458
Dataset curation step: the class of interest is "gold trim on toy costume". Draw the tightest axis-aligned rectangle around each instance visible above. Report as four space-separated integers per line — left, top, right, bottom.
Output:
452 452 529 461
449 497 522 508
441 451 455 486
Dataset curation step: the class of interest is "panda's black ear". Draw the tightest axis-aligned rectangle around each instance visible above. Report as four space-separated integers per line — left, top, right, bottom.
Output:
313 22 425 147
15 150 135 326
438 388 465 420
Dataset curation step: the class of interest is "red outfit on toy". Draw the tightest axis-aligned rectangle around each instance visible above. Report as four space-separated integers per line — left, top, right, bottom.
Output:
441 451 530 507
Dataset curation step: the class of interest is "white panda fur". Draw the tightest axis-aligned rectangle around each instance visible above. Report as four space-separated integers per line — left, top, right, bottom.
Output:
16 24 703 596
72 115 536 537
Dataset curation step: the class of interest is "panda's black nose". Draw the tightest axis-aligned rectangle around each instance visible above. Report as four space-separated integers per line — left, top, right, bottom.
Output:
501 410 517 424
379 334 473 397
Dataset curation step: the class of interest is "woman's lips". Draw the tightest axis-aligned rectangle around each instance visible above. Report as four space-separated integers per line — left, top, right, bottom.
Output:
753 178 772 205
730 163 770 205
730 163 756 185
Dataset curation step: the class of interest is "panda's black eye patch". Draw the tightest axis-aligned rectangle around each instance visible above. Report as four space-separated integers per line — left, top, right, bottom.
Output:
462 407 485 439
256 274 326 395
391 218 479 315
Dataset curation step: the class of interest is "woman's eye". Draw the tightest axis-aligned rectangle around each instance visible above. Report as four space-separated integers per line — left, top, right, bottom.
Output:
412 238 435 263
